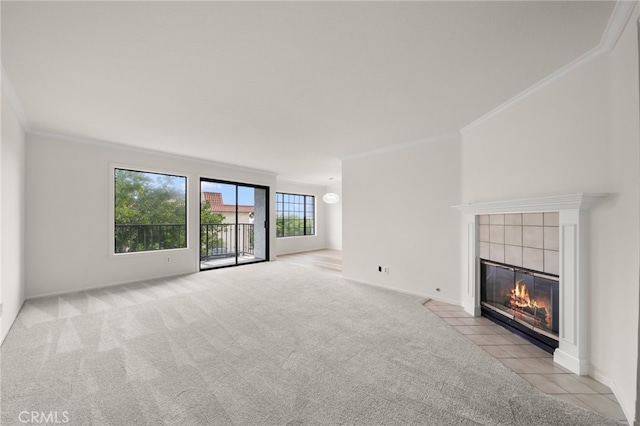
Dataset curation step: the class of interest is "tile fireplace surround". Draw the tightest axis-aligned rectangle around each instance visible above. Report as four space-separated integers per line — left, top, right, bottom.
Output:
453 193 606 376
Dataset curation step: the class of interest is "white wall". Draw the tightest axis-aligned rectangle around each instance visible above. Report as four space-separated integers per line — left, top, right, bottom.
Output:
342 134 462 303
1 95 26 343
25 132 277 298
605 9 639 423
325 182 342 250
461 6 639 422
274 180 327 255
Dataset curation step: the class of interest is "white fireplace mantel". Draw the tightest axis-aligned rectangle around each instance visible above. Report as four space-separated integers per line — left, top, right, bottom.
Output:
453 193 606 375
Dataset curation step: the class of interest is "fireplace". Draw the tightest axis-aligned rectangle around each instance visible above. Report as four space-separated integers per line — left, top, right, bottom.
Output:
480 260 559 352
454 193 606 375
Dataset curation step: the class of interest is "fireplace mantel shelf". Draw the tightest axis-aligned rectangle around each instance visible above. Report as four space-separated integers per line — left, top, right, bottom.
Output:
453 193 608 376
452 193 607 215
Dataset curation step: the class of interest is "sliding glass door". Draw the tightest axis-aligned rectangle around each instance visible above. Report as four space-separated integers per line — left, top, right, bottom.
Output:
200 178 268 270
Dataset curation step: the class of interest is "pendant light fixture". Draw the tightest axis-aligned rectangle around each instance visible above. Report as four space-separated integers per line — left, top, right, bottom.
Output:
322 178 340 204
322 192 340 204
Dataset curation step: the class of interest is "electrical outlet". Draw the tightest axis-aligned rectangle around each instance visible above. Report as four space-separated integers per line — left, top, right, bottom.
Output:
384 267 390 274
167 257 171 263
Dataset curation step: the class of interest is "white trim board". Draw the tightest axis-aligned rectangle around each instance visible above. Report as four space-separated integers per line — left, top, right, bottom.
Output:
452 193 608 215
29 130 278 178
341 132 460 162
1 65 30 131
461 1 636 134
342 275 461 307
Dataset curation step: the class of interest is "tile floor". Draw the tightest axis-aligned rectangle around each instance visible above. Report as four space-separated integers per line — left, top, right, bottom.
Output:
424 299 629 424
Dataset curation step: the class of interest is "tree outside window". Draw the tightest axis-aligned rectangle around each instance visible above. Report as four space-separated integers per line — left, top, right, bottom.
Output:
276 192 315 237
114 169 187 253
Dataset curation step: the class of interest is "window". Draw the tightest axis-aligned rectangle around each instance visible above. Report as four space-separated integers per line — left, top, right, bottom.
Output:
114 168 187 253
276 193 315 237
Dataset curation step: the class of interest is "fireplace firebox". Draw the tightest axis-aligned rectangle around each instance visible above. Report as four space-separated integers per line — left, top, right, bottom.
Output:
480 259 559 353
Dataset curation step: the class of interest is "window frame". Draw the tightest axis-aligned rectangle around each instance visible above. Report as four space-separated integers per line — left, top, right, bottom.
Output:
275 192 316 238
111 165 189 256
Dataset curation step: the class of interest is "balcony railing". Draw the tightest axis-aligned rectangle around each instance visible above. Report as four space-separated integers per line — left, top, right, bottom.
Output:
115 224 186 253
115 223 254 258
200 223 254 260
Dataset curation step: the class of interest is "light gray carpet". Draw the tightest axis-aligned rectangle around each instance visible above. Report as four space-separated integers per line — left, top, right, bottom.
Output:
1 261 621 425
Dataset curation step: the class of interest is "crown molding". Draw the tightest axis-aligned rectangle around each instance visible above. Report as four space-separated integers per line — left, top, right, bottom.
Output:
275 177 329 189
600 0 637 52
459 46 601 134
1 65 30 131
342 131 460 162
28 130 278 177
461 0 636 135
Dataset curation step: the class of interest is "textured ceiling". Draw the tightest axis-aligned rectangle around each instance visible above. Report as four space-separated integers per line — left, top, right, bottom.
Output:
2 1 615 185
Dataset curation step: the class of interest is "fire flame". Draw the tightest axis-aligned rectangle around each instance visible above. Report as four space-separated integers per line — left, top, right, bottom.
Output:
509 281 551 328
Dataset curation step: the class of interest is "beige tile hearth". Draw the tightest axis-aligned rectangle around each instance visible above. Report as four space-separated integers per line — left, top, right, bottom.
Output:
424 299 628 424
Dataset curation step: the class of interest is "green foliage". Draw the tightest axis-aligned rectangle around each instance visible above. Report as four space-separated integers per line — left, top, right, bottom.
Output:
115 169 186 225
200 200 225 225
275 192 314 238
200 200 225 257
276 215 307 237
114 169 187 253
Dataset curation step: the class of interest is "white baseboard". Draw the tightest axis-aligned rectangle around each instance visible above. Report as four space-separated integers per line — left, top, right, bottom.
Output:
342 275 462 307
462 301 481 316
590 366 635 425
553 350 589 375
609 379 635 425
0 299 26 346
25 271 192 301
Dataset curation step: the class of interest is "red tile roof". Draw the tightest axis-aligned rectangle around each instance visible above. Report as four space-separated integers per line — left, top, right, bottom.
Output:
202 192 254 213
